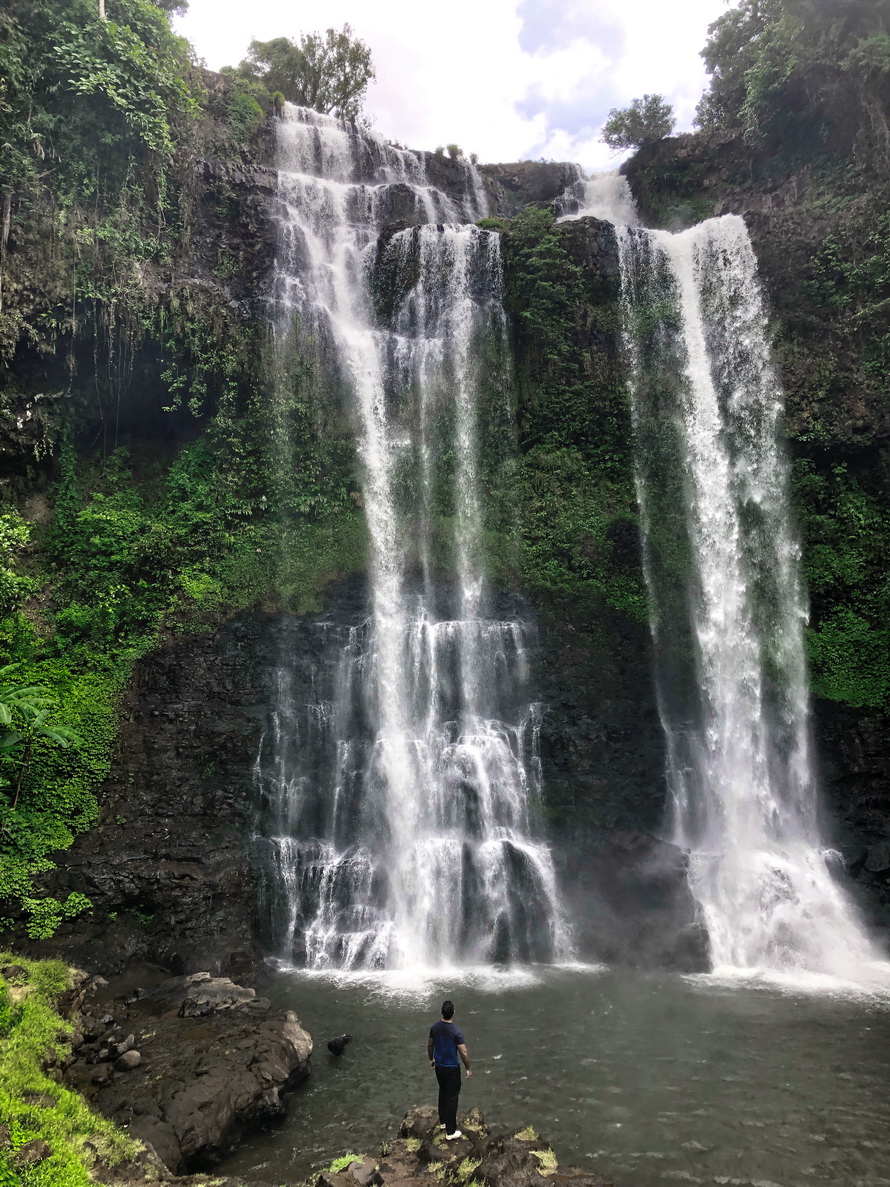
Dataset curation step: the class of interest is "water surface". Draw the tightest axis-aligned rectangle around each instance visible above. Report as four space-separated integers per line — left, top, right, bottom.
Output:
221 966 890 1186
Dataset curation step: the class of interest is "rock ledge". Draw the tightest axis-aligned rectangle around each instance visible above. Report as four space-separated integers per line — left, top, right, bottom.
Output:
312 1104 615 1187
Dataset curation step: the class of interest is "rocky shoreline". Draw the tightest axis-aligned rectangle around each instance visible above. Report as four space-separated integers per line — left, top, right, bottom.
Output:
2 957 617 1187
63 967 312 1177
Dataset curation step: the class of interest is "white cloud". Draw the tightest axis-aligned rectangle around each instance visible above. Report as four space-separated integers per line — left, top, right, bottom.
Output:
174 0 728 172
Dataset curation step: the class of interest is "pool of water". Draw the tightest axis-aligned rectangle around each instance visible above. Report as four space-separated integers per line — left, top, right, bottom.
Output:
220 964 890 1186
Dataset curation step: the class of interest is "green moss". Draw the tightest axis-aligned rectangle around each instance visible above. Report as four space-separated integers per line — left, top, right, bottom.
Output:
0 956 140 1185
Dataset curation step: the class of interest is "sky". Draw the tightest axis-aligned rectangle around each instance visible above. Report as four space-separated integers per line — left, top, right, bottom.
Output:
174 0 731 171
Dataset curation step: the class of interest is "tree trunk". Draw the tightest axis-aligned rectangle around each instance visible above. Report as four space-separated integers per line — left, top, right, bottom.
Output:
12 740 31 811
0 191 11 316
98 0 107 19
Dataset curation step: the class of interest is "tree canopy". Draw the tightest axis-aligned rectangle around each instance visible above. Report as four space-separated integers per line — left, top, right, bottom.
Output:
234 25 375 122
601 94 675 151
695 0 890 164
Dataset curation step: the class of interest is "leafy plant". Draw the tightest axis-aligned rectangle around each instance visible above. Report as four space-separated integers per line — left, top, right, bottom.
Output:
696 0 890 165
0 667 79 808
326 1153 366 1173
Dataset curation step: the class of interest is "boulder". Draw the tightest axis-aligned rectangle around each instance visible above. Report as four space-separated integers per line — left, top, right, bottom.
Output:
115 1050 142 1071
17 1140 52 1166
67 994 312 1173
177 972 270 1017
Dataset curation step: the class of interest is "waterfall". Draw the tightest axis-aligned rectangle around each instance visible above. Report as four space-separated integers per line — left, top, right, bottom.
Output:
258 105 570 971
556 168 640 226
617 209 881 979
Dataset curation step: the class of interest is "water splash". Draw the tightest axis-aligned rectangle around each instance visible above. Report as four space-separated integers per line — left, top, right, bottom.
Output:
258 105 570 972
617 215 884 980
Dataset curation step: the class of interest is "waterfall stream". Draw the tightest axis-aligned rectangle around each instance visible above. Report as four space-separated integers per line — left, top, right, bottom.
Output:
590 177 881 979
258 106 569 971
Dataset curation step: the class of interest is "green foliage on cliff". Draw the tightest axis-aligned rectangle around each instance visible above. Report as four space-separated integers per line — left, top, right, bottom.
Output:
0 957 138 1185
697 0 890 165
794 458 890 709
498 206 646 625
0 0 201 357
0 410 362 934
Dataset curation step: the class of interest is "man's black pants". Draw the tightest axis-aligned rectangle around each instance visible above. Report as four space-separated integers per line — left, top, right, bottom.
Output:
435 1065 461 1135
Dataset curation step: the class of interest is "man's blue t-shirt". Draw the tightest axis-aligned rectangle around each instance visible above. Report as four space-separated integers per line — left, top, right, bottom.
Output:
430 1019 465 1068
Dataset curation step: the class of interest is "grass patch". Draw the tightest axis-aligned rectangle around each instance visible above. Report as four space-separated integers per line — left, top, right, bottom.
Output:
531 1148 558 1175
325 1152 366 1173
455 1156 481 1181
0 955 140 1186
515 1126 538 1141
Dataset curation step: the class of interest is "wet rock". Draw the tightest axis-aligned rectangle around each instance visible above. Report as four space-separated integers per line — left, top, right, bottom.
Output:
566 830 709 971
327 1033 353 1056
864 844 890 875
480 161 582 215
349 1157 384 1186
177 972 269 1017
69 1002 312 1173
0 1124 10 1148
114 1033 136 1056
1 965 27 981
345 1105 615 1187
115 1049 142 1071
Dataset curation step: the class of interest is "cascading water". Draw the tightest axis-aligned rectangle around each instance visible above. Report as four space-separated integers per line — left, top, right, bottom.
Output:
257 105 569 972
556 168 640 227
610 190 882 978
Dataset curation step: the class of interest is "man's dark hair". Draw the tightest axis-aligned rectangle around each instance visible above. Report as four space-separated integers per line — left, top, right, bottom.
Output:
441 1000 455 1019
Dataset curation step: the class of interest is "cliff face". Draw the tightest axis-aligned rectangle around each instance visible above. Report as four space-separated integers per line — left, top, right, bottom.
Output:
2 61 887 964
28 583 702 975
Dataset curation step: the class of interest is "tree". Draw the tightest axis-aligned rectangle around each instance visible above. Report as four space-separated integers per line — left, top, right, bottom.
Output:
601 94 675 151
694 0 890 162
236 24 374 122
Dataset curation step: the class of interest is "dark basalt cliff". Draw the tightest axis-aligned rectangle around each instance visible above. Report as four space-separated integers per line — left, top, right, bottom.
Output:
31 579 701 976
1 74 887 974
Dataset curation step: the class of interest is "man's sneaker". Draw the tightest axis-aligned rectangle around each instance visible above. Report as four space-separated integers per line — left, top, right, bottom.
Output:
445 1130 463 1141
438 1124 445 1130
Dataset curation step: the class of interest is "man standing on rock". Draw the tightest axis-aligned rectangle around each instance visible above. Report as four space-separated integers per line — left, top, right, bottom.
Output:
428 999 471 1140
